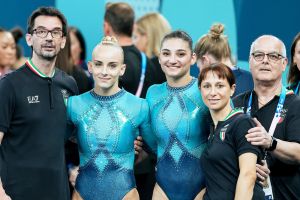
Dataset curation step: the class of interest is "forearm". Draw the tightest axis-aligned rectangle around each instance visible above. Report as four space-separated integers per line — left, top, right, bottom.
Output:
235 172 256 200
271 139 300 164
0 179 4 193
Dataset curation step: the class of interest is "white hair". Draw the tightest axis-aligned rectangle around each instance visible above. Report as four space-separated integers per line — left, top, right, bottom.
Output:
249 35 286 57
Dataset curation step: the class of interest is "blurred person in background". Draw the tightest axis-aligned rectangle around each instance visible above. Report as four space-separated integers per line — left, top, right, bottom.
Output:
69 26 93 87
194 23 253 97
133 12 171 84
104 2 160 98
0 28 16 78
287 32 300 94
56 28 92 94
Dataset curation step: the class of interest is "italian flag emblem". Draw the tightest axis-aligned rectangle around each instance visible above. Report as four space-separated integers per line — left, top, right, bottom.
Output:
219 124 229 141
220 131 226 141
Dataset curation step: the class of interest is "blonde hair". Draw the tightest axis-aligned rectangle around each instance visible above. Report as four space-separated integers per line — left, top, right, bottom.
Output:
100 35 119 45
135 13 171 58
93 36 124 62
194 23 232 62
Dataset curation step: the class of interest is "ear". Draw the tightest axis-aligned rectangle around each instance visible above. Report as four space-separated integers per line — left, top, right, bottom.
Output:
103 21 111 36
230 84 236 97
190 52 197 65
249 56 253 73
282 57 288 72
120 64 126 76
25 33 33 47
87 61 93 74
202 55 212 66
60 36 66 49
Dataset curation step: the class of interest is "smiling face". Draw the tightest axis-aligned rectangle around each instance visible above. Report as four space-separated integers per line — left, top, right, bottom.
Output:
159 38 196 82
88 44 125 95
249 36 287 84
26 15 66 61
200 70 235 112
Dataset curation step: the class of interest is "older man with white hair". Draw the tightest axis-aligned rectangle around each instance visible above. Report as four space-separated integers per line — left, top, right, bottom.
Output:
233 35 300 200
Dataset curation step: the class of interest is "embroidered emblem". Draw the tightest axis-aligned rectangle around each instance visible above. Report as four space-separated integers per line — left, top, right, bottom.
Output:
27 95 40 104
219 124 229 141
61 89 70 105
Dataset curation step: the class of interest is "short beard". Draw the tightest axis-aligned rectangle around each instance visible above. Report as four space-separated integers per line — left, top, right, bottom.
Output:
40 52 57 61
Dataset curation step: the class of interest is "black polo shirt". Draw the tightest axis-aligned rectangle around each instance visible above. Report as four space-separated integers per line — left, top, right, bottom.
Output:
201 111 264 200
233 91 300 200
0 62 78 200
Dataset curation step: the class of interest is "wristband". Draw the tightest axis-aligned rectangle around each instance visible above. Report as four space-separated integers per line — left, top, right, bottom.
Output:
267 136 277 151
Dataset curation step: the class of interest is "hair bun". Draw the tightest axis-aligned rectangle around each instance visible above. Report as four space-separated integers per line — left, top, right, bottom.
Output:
209 23 224 39
10 27 24 42
101 36 118 45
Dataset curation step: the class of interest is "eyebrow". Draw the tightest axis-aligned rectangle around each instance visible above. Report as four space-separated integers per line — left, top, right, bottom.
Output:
161 49 187 52
253 50 280 54
93 60 119 64
34 26 62 30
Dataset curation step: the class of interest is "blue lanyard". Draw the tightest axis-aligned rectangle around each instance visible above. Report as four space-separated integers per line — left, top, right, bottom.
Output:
246 87 286 117
247 87 286 162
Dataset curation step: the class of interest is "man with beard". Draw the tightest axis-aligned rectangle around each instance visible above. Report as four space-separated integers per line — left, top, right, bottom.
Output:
0 7 78 200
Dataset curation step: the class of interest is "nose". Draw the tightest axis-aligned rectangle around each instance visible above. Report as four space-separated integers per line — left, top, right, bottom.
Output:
209 86 217 95
262 54 269 63
100 66 108 75
45 32 53 41
6 46 15 57
168 54 177 64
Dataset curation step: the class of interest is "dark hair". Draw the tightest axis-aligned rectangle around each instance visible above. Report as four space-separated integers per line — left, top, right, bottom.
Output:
104 2 135 37
198 62 235 87
10 27 24 59
55 30 73 74
288 32 300 84
27 7 67 36
69 26 86 61
160 30 193 52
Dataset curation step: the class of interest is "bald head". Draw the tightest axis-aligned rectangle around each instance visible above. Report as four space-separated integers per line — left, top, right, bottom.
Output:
250 35 286 58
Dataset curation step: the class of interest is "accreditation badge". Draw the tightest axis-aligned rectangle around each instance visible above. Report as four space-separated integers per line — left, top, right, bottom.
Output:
262 161 274 200
61 89 71 106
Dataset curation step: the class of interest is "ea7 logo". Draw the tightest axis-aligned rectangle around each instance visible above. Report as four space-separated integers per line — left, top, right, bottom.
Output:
27 96 40 104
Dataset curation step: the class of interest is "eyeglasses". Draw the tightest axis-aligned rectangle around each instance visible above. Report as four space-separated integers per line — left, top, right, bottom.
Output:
32 28 63 39
251 52 285 62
